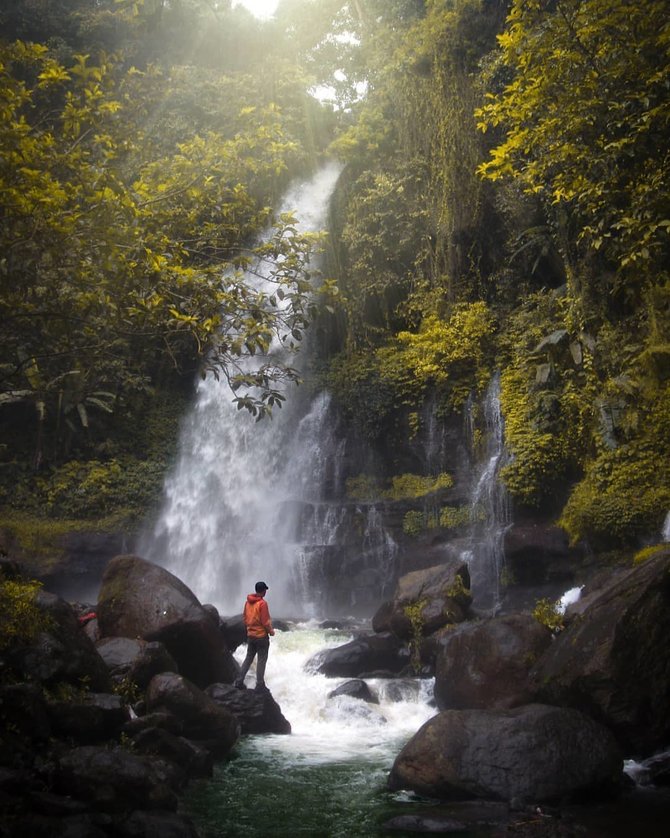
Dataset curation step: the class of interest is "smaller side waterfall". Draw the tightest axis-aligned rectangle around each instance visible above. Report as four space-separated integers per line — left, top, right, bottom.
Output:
463 373 511 613
663 510 670 542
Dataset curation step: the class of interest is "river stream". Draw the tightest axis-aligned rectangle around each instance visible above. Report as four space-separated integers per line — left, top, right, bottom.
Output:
182 625 437 837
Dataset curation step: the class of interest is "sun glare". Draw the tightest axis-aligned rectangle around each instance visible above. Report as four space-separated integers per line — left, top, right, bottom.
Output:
233 0 279 19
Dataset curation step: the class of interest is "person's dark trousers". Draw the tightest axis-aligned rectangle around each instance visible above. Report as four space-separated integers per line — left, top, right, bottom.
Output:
237 636 270 687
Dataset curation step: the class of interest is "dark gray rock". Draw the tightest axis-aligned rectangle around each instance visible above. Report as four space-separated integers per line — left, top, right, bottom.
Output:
434 614 552 711
0 683 51 743
372 560 472 642
123 711 183 737
119 809 200 838
327 679 379 704
97 555 238 688
383 801 510 833
47 692 128 743
96 636 178 690
131 728 213 778
530 550 670 755
145 672 240 757
8 592 111 692
54 745 179 812
388 704 623 804
307 632 409 677
205 683 291 735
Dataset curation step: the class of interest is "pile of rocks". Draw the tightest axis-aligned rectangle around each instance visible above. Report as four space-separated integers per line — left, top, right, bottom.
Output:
0 555 290 838
310 550 670 812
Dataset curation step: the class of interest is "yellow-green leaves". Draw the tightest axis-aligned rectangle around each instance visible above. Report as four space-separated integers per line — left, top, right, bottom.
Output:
476 0 670 285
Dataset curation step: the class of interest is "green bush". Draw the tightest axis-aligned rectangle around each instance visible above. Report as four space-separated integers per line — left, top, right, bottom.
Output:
0 575 46 653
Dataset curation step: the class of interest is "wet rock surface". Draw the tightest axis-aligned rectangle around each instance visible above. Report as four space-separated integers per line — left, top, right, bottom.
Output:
434 613 552 710
206 682 291 734
530 549 670 755
388 704 623 804
97 554 239 688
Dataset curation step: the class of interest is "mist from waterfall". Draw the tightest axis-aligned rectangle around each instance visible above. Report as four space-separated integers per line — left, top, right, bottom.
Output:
137 164 346 617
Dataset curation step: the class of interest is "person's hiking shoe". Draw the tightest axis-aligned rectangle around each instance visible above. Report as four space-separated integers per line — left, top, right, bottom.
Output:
234 680 247 690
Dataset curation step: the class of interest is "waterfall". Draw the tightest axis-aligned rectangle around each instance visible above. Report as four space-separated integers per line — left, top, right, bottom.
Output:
663 510 670 542
137 164 345 617
464 372 511 613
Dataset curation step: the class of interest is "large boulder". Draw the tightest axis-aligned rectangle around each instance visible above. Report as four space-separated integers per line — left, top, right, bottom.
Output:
54 745 179 812
434 614 552 711
388 704 623 804
97 555 237 689
205 683 291 735
8 591 111 692
306 633 410 678
530 550 670 755
372 560 471 641
47 693 128 743
145 672 240 758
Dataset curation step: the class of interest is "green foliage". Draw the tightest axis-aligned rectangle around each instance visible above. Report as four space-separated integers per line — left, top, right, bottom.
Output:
403 598 427 673
633 544 668 566
113 675 142 705
446 573 471 604
403 510 425 537
439 505 472 530
532 597 564 633
384 473 453 501
476 0 670 289
378 302 496 410
0 575 46 653
0 36 331 473
345 474 381 502
559 385 670 546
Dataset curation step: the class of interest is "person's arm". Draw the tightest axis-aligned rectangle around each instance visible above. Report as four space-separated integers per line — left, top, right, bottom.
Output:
259 600 274 636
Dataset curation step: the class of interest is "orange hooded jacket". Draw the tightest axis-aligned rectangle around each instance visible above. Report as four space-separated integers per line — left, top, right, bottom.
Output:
243 593 275 639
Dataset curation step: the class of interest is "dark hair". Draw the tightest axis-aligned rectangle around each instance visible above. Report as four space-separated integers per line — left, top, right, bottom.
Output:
255 581 268 593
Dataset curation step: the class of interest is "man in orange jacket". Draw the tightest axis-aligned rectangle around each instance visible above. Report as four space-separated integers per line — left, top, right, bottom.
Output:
234 581 275 692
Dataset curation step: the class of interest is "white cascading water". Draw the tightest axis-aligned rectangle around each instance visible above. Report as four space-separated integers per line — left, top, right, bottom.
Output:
138 163 346 617
663 510 670 542
184 626 437 836
463 372 511 613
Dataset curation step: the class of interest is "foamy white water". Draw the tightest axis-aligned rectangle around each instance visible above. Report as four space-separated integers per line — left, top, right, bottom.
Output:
236 626 436 764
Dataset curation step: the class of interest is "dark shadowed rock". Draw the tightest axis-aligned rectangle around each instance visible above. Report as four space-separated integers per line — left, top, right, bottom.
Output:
145 672 240 757
54 745 179 812
120 809 201 838
47 692 128 743
0 683 51 743
383 801 510 834
217 614 247 652
131 727 213 778
327 679 379 704
123 711 183 738
9 591 111 692
530 550 670 755
205 683 291 734
372 560 472 642
306 633 409 677
96 636 178 690
97 555 238 688
434 614 552 710
388 704 622 804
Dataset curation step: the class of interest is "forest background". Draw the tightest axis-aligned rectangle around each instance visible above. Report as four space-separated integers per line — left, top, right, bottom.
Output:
0 0 668 570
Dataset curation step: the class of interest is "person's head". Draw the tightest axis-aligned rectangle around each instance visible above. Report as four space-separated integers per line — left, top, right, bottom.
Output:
255 581 269 595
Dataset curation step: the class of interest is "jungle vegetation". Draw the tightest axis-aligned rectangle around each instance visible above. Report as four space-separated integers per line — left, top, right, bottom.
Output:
1 0 668 551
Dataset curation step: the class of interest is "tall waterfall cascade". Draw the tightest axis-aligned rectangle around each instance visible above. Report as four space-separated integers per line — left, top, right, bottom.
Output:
138 164 355 617
463 373 511 613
